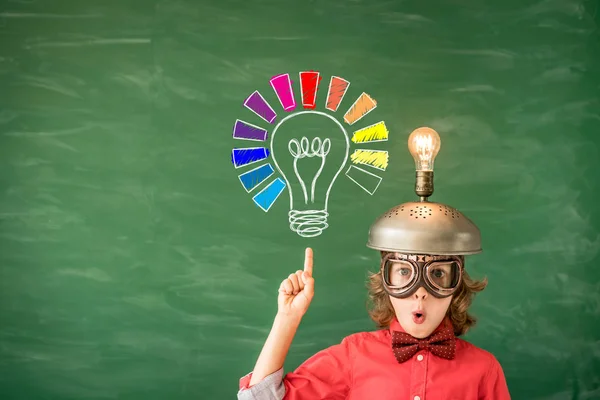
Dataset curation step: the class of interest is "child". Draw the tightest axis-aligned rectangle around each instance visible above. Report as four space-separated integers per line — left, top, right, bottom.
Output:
238 127 511 399
237 247 511 399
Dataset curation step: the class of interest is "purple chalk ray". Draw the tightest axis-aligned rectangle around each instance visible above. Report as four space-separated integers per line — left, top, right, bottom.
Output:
244 91 277 124
233 120 268 141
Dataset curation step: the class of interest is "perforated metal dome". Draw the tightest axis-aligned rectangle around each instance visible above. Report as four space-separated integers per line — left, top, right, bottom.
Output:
366 201 482 256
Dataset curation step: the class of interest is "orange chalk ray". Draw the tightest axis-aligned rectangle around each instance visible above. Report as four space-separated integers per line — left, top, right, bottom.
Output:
343 92 377 125
326 76 350 112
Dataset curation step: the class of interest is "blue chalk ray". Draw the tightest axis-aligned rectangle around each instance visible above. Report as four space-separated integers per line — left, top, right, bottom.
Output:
231 147 270 169
252 178 286 212
238 163 275 193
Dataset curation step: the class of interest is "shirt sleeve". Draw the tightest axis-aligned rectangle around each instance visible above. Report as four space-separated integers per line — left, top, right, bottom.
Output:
237 335 354 400
238 368 285 400
480 356 511 400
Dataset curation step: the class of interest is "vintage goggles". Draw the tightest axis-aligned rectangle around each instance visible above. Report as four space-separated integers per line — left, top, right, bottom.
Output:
380 253 463 299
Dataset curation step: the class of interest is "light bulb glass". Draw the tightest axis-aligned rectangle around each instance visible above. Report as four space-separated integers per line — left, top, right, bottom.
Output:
407 127 441 171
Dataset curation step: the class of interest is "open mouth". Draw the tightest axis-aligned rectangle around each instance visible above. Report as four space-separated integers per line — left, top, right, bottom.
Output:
412 311 426 324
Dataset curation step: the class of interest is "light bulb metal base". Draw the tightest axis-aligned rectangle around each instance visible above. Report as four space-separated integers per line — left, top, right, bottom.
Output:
415 170 434 201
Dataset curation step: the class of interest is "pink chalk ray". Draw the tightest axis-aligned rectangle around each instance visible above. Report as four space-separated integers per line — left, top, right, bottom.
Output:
270 73 296 112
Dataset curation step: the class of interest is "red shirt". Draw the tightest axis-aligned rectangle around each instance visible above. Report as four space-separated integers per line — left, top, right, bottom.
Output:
239 317 511 399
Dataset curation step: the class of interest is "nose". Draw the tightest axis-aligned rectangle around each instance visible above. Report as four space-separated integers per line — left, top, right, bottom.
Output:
413 286 428 300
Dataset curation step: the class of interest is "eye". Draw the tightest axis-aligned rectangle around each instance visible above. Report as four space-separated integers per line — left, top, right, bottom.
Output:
398 268 411 276
432 269 445 278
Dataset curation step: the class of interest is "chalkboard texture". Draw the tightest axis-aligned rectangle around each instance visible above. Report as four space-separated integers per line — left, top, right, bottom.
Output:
1 1 599 399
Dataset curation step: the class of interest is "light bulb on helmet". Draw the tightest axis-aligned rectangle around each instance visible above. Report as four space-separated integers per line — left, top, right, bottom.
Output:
366 126 482 256
407 127 441 201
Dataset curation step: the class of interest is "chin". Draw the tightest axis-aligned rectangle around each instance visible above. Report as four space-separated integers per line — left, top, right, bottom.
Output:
407 325 435 339
401 316 439 338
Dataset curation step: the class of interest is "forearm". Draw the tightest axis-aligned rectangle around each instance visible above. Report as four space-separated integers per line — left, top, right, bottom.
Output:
249 312 302 386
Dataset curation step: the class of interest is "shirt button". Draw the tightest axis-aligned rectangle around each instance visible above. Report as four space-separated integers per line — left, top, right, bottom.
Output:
417 355 424 361
414 396 421 400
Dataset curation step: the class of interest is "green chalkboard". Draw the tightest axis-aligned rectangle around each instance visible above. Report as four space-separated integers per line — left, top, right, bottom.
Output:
1 1 599 399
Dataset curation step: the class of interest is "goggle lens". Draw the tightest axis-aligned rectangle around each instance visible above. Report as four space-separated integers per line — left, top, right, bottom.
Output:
384 260 417 288
426 261 461 290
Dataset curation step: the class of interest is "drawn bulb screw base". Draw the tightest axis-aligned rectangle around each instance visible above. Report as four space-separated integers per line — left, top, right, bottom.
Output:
287 136 332 237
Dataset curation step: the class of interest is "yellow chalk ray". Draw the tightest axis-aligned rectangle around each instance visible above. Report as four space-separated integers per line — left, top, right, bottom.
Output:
343 92 377 125
350 149 389 171
351 121 389 143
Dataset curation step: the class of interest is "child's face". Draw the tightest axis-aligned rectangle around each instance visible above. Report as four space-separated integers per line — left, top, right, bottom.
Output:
389 286 452 339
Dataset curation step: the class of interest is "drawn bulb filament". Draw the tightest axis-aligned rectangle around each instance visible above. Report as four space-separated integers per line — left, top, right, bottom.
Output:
288 137 332 203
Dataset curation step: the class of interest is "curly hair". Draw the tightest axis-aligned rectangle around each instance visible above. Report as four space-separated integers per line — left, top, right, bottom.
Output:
366 252 488 336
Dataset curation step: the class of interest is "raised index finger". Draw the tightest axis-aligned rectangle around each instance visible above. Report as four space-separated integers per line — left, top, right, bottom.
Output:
304 247 313 276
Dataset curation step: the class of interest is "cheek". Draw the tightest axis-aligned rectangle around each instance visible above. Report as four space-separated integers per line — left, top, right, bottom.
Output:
433 296 453 316
389 297 411 314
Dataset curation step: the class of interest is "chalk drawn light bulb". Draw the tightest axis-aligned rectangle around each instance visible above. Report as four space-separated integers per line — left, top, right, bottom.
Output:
270 111 349 238
408 127 441 200
231 70 391 238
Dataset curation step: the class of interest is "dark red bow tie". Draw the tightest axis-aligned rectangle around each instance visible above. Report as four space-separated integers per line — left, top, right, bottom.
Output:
391 324 456 363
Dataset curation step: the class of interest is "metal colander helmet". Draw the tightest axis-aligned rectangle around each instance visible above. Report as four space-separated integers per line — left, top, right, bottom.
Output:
366 201 481 255
366 127 482 256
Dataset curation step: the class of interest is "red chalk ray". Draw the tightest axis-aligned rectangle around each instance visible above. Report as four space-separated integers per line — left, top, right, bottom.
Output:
299 71 322 109
325 76 350 112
